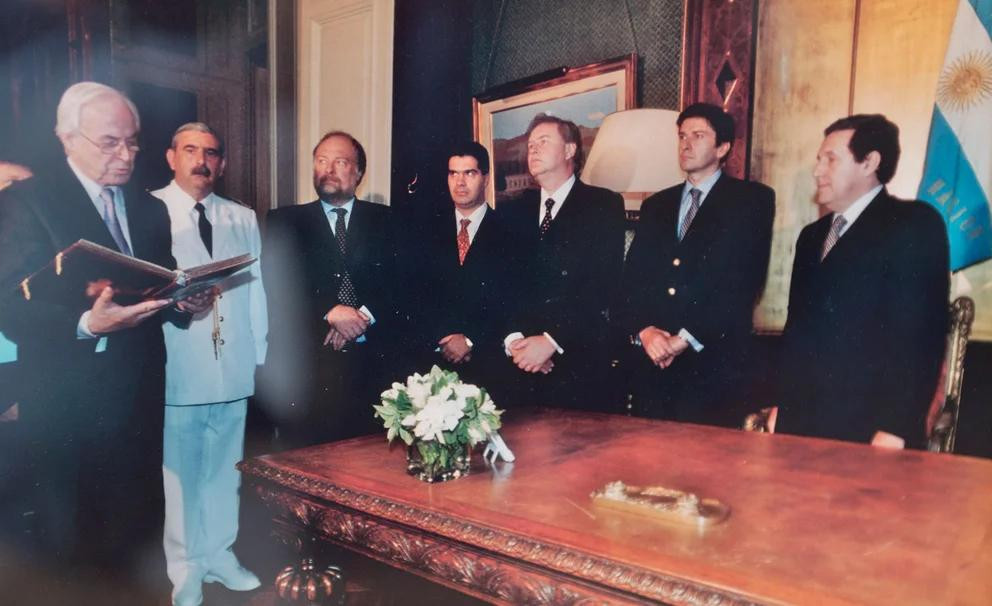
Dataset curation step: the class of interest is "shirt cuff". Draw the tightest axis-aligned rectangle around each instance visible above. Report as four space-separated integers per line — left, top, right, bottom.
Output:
77 312 96 339
542 332 564 354
678 328 704 352
358 305 376 325
435 336 473 352
503 332 524 356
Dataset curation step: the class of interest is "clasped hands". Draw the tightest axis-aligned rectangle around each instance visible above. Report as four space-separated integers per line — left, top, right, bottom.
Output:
85 284 217 335
509 335 555 374
639 326 689 369
438 333 472 364
323 304 370 350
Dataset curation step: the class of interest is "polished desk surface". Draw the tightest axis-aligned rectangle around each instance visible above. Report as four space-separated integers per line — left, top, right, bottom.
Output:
240 409 992 605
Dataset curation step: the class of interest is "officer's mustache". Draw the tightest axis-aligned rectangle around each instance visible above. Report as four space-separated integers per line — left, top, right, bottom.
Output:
192 165 212 177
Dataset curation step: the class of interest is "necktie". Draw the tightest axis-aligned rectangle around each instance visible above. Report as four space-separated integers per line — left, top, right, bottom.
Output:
678 188 702 241
457 218 471 265
539 198 555 237
821 214 848 261
99 187 132 256
332 207 358 306
193 202 213 257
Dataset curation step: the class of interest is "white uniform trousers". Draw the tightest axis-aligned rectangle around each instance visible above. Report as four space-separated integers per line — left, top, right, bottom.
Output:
163 399 247 591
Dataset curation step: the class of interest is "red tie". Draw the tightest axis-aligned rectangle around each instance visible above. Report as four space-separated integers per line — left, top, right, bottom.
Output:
457 218 471 265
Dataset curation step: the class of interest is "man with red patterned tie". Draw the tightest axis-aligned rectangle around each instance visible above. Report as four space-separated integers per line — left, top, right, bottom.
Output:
398 142 518 398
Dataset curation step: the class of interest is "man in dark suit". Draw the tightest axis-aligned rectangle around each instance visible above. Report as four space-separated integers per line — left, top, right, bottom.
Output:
500 114 626 411
400 142 518 400
777 114 949 449
0 82 206 591
621 103 775 427
261 131 395 447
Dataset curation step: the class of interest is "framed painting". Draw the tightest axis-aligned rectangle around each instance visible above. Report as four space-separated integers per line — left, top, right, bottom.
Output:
473 54 637 205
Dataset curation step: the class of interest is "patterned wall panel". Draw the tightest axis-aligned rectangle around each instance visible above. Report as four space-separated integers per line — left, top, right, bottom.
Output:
681 0 758 179
471 0 683 110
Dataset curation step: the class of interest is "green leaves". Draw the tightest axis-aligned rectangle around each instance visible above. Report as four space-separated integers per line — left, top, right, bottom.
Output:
373 366 504 451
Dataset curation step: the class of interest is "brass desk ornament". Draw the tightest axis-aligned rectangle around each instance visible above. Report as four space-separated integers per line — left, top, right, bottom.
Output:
591 481 730 527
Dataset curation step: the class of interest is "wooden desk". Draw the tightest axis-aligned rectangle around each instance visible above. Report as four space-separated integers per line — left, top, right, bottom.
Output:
239 409 992 605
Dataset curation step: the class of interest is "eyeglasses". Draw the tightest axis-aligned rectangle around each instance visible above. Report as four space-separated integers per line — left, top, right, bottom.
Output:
76 131 140 155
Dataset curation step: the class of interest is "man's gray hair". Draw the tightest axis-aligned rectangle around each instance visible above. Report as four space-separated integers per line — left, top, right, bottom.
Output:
171 122 226 157
54 81 141 138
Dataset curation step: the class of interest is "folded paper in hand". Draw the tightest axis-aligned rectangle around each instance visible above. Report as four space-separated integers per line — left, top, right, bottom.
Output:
16 239 256 305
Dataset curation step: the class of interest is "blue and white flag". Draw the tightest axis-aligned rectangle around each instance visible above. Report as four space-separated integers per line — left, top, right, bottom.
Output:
918 0 992 271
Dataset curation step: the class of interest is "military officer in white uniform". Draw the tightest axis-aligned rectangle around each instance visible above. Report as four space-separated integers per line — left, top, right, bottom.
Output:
153 122 267 606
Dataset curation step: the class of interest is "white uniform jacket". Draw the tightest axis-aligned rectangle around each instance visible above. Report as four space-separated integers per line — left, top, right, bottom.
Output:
153 181 268 406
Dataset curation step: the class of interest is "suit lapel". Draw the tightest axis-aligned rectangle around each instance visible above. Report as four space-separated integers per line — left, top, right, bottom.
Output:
657 186 682 242
546 179 585 237
307 201 341 264
345 200 370 267
52 166 121 252
462 207 495 267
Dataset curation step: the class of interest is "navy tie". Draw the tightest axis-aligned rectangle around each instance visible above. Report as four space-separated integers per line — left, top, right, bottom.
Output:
332 208 358 307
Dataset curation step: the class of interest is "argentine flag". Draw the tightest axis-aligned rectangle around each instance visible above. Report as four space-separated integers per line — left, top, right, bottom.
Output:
918 0 992 271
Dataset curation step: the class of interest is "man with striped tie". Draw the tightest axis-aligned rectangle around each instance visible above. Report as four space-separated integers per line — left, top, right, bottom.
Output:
777 114 950 448
0 82 208 596
621 103 775 427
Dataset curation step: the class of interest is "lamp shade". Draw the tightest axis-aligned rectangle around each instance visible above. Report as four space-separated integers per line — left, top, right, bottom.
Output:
581 109 682 196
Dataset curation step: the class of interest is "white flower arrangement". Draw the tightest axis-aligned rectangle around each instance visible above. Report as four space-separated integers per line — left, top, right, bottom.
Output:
374 366 503 479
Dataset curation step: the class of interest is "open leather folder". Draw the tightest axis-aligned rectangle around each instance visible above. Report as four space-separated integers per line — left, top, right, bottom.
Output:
16 239 255 306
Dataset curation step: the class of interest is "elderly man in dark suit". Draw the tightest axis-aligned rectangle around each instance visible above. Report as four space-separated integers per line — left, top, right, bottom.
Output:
262 130 396 447
500 114 626 411
0 82 208 591
777 114 949 449
621 103 775 427
399 142 518 400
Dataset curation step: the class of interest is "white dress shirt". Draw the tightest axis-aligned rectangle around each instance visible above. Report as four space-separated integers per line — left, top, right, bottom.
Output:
677 168 721 237
321 197 355 234
455 203 488 244
537 174 576 225
833 184 883 237
69 158 132 350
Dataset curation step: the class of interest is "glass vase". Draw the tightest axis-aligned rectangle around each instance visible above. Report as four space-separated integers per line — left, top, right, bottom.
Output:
406 441 471 483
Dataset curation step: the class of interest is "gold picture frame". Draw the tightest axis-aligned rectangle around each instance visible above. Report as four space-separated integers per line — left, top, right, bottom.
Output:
473 54 638 206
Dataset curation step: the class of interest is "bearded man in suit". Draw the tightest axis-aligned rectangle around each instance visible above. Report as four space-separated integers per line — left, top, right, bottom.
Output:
777 114 949 448
621 102 775 427
262 131 395 447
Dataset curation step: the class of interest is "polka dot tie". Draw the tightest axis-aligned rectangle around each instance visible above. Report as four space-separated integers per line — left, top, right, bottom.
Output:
332 208 358 306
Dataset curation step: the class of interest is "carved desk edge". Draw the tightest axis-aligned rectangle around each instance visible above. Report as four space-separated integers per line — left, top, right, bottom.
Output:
239 459 761 606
